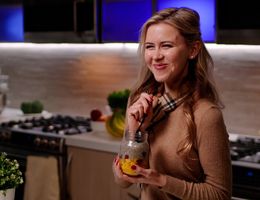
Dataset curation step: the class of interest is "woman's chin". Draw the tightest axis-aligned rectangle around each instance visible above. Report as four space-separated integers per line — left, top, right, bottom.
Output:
154 75 170 83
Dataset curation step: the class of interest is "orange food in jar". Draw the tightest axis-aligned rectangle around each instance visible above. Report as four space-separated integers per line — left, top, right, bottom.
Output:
120 158 138 176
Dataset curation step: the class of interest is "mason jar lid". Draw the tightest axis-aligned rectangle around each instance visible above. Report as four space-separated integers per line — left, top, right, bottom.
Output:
135 131 147 143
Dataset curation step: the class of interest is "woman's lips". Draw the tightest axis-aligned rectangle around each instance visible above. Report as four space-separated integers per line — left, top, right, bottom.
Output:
153 63 168 70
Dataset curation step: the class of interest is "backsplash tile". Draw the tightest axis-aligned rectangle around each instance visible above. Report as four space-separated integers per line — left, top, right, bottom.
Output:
0 43 259 136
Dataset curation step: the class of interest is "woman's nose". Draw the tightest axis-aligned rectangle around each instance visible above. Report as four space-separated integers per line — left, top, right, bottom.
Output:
153 49 163 60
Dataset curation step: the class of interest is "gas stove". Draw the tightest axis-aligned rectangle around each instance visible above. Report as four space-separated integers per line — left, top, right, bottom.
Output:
230 133 260 167
0 114 92 153
0 114 92 200
229 133 260 199
1 114 92 136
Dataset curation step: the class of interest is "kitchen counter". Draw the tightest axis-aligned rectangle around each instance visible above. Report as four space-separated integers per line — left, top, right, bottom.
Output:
1 107 256 155
66 131 259 154
0 107 24 122
65 131 121 154
0 107 52 122
0 107 122 154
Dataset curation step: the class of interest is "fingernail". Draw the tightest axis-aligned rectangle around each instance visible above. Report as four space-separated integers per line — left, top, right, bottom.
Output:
131 165 137 170
116 160 119 166
114 157 117 163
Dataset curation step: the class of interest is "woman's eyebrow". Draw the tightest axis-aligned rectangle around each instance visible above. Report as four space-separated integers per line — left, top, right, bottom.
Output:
144 42 154 45
145 41 173 44
161 41 174 44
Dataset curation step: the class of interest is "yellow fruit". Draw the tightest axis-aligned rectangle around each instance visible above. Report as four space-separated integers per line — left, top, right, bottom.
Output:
105 116 123 137
111 119 124 135
105 116 116 137
113 112 125 129
105 111 126 138
120 158 138 176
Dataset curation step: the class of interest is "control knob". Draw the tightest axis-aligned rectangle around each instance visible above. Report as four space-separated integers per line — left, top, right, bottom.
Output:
49 140 57 149
34 137 41 146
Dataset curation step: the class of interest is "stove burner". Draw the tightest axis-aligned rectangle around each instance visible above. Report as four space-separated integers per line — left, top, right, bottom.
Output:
0 115 92 136
230 135 260 164
228 134 260 199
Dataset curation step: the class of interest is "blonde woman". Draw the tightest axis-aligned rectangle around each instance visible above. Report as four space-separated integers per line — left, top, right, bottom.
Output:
113 7 232 200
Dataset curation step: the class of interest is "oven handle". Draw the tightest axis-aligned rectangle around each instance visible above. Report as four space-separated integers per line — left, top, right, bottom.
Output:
4 152 27 160
66 151 73 199
66 152 73 180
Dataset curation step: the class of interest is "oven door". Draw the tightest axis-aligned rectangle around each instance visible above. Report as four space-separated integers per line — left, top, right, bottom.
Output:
0 145 27 200
0 144 67 200
232 164 260 200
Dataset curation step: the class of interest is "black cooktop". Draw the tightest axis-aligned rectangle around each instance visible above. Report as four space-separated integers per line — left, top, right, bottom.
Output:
230 134 260 166
0 114 92 137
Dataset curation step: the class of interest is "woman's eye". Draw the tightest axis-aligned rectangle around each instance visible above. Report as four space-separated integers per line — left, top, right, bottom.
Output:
162 44 173 48
145 45 154 49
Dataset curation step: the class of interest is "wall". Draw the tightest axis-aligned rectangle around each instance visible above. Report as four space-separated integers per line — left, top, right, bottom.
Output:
0 43 259 136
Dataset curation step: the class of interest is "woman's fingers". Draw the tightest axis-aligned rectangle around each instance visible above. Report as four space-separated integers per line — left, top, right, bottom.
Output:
121 165 166 187
139 93 153 114
112 156 123 177
130 164 151 178
128 93 153 122
129 105 143 122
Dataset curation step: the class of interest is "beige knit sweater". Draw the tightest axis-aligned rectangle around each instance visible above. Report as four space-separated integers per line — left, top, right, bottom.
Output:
141 99 232 200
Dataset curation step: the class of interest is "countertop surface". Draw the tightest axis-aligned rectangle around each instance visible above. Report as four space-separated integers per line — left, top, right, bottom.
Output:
66 131 121 153
0 107 122 154
1 107 258 154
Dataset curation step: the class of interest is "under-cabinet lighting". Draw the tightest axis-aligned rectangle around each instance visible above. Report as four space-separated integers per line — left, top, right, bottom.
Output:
1 43 260 53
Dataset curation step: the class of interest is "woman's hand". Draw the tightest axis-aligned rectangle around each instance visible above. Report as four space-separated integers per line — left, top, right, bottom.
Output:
112 155 132 188
112 155 166 188
127 93 157 133
121 165 167 188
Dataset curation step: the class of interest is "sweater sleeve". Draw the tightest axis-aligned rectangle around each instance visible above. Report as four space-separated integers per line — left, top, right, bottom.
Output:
159 107 232 200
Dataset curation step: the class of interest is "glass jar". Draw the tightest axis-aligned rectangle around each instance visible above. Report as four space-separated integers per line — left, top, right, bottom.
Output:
0 74 8 114
119 130 149 176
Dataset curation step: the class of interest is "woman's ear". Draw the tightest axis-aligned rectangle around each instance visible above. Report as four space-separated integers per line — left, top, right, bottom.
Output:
189 41 201 59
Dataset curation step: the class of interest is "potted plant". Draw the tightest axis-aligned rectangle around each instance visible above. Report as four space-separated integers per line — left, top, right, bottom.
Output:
105 89 130 137
0 152 23 200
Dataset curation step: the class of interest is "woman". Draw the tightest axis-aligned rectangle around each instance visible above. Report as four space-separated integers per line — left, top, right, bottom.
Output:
113 7 232 200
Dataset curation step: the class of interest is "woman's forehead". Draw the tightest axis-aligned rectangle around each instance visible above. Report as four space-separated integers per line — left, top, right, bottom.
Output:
145 23 183 43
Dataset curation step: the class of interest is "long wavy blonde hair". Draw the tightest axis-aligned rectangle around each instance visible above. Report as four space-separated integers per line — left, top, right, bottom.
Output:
129 7 222 161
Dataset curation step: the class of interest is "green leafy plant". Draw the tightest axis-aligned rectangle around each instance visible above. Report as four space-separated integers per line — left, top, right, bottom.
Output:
0 152 23 196
106 89 130 138
20 100 44 114
107 89 130 112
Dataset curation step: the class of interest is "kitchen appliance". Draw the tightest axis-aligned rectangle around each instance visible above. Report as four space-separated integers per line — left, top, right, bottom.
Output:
0 114 92 200
229 133 260 200
0 73 8 113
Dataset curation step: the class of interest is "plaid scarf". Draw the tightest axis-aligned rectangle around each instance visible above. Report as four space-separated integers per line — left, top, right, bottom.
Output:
146 92 190 131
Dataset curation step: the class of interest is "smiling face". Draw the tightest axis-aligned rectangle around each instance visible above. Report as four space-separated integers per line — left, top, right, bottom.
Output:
144 23 194 93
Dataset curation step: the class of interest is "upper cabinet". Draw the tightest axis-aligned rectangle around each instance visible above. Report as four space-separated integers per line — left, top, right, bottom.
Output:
101 0 153 42
0 3 23 42
101 0 215 43
2 0 260 44
23 0 96 43
216 0 260 44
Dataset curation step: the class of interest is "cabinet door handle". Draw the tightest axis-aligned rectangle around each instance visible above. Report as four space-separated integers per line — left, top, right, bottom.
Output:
66 152 73 200
66 152 73 178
